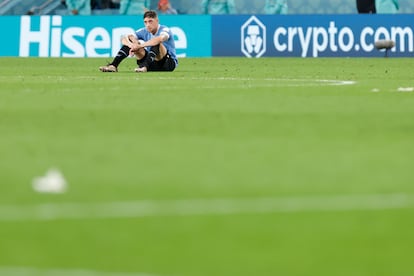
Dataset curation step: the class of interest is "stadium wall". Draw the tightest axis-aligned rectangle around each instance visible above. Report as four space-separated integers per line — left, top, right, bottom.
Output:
1 15 413 58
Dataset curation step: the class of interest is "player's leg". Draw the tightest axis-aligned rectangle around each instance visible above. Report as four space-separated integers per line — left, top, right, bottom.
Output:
159 54 176 72
99 45 130 72
100 34 144 72
155 44 168 61
135 43 168 73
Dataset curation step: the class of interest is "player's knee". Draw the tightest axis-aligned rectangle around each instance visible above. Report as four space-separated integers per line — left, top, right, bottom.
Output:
135 48 146 59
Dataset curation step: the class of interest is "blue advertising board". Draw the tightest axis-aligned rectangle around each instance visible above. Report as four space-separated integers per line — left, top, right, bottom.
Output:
1 17 21 56
212 14 414 57
0 15 211 58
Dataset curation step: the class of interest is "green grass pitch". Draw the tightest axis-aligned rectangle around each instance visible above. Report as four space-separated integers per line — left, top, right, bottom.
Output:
1 57 414 276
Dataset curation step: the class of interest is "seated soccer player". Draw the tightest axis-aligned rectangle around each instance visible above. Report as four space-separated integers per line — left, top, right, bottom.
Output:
99 10 178 73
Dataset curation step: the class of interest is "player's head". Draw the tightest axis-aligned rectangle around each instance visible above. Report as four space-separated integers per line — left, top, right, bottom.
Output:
143 10 158 20
143 10 159 34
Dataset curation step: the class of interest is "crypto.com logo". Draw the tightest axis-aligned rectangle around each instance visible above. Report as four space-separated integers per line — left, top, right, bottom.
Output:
241 16 266 58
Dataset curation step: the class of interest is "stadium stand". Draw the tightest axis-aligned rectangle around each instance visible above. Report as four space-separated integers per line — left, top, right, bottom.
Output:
0 0 65 15
0 0 413 15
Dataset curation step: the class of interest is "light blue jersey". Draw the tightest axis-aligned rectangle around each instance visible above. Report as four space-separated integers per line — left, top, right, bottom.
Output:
135 25 178 66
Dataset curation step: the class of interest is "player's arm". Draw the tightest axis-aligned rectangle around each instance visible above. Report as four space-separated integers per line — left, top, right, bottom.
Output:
130 32 169 52
140 31 169 48
121 34 139 48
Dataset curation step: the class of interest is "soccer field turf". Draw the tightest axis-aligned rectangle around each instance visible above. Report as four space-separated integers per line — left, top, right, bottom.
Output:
1 57 414 276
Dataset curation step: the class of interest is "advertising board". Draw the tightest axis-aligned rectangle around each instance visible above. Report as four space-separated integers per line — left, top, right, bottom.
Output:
0 15 211 58
1 14 413 58
213 15 414 57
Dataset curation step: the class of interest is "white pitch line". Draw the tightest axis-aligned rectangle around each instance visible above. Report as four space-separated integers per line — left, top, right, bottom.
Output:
153 77 356 86
314 79 356 86
0 194 413 222
0 266 158 276
1 76 356 87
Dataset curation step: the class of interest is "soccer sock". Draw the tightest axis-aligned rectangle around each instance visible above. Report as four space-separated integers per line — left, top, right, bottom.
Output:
110 45 130 67
140 45 160 68
148 45 160 62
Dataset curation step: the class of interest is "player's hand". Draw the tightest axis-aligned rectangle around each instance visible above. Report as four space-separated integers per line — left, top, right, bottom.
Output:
129 45 143 56
121 34 140 48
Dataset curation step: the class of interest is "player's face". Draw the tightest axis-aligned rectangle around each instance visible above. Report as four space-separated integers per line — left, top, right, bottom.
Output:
143 17 159 34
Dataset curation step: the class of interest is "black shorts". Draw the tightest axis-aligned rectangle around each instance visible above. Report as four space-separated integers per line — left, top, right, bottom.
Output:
138 52 176 72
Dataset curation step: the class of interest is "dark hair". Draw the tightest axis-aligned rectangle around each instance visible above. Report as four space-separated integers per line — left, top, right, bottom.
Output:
143 10 158 19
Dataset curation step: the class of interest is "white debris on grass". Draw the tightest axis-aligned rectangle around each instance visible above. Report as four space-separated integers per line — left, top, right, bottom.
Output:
397 87 414 92
32 168 67 194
